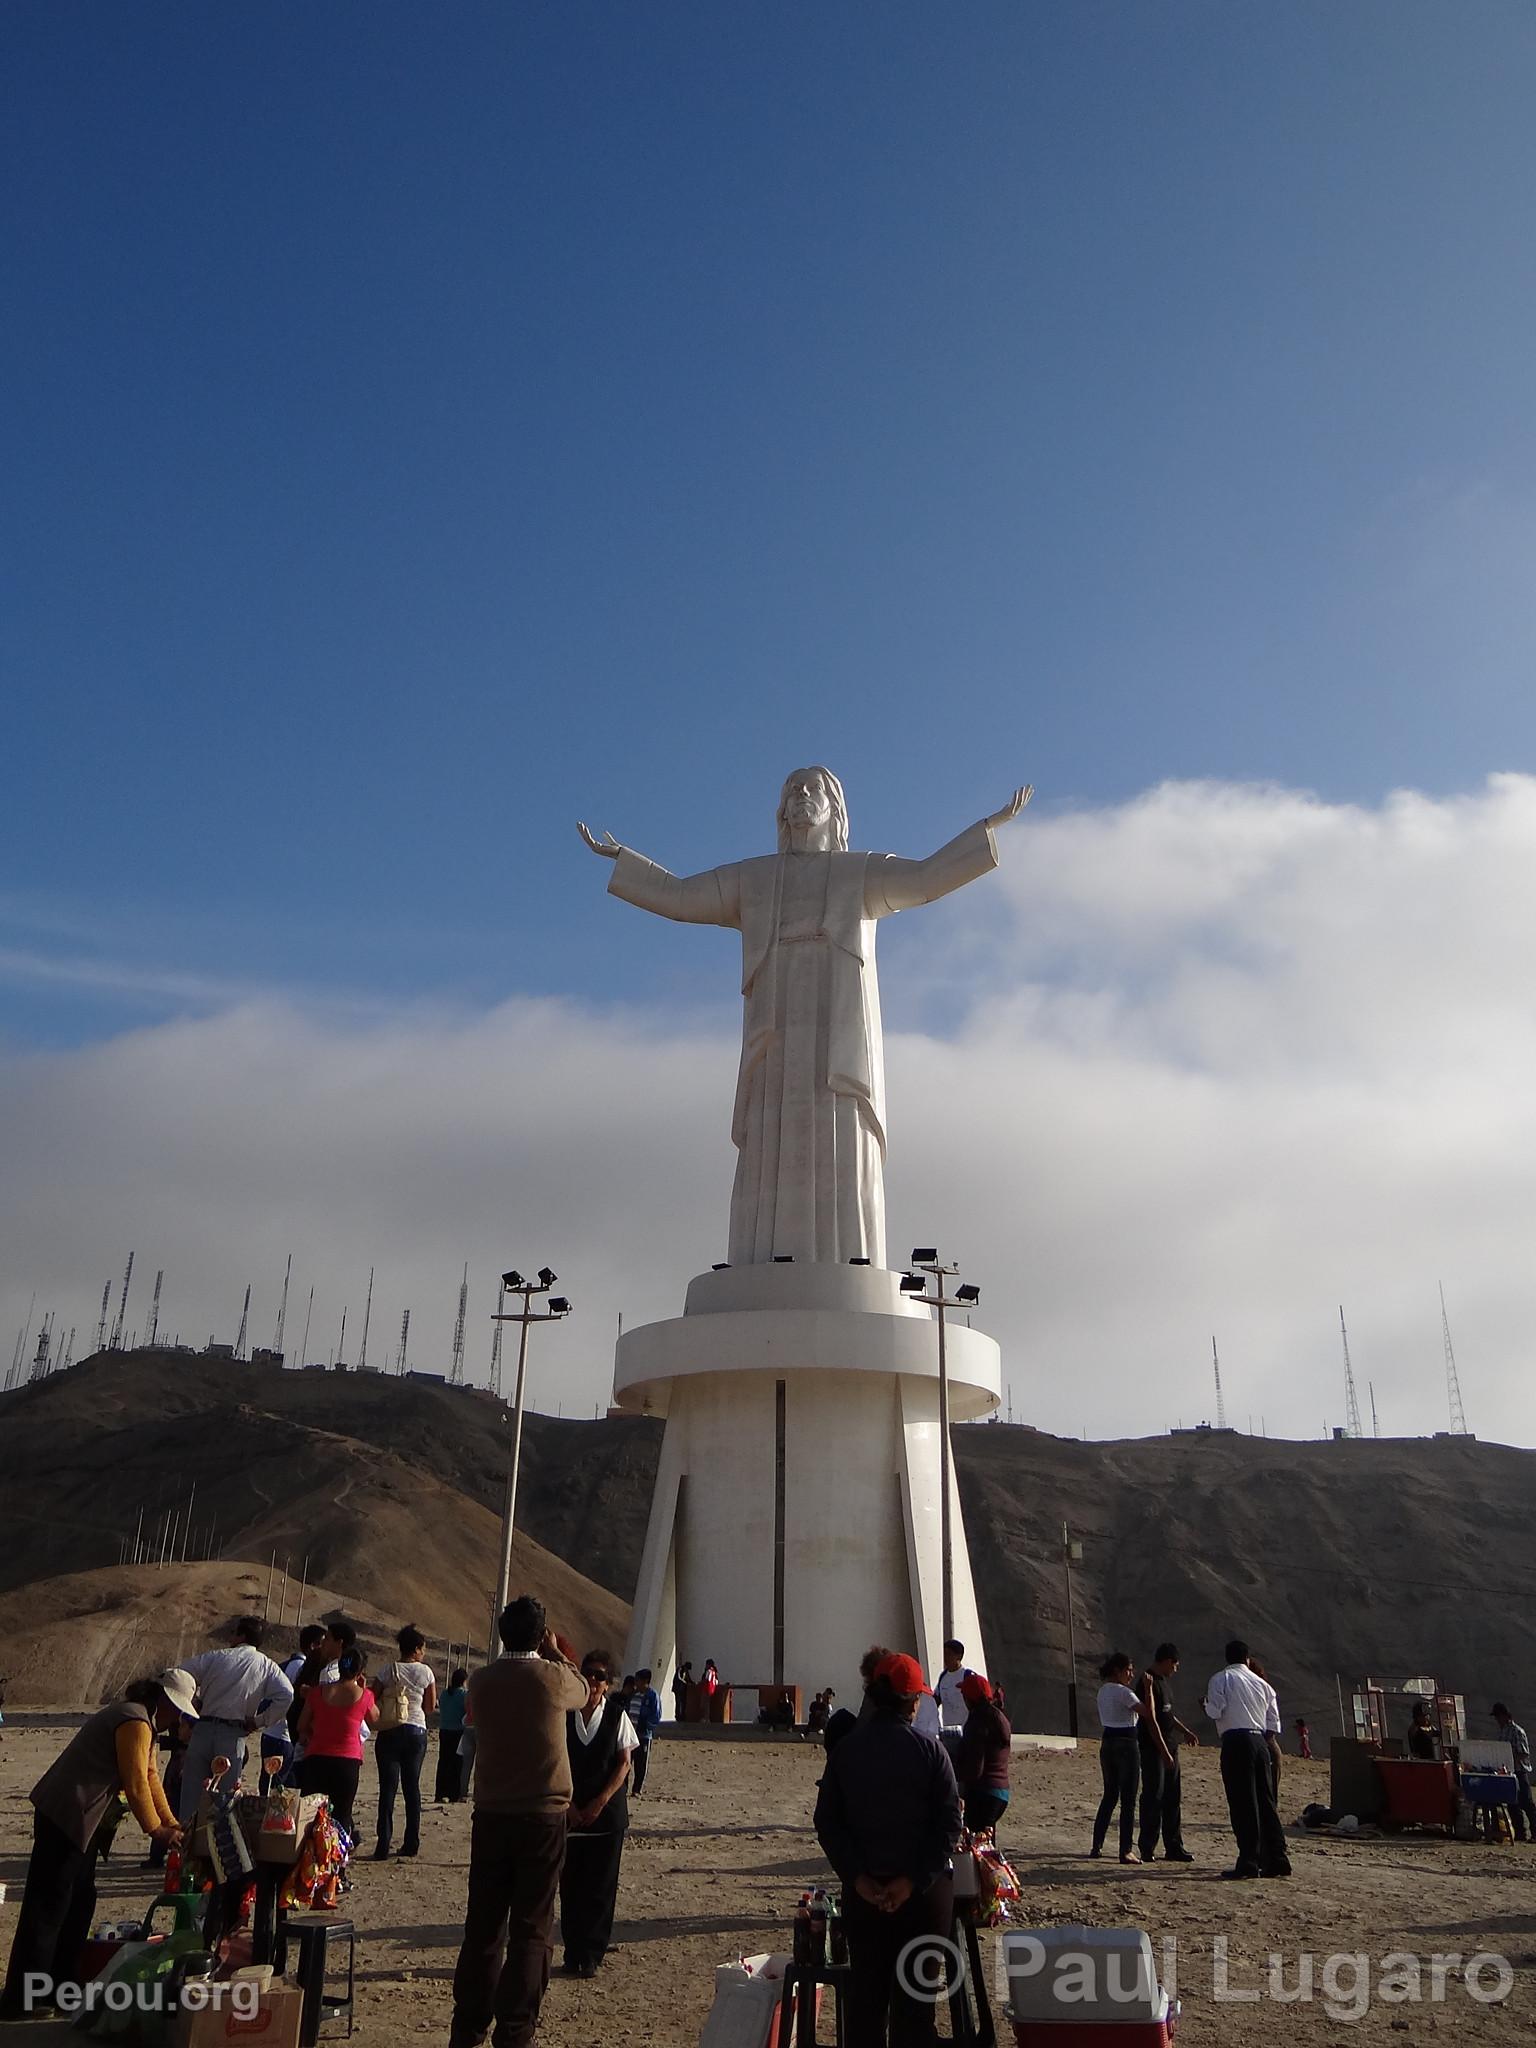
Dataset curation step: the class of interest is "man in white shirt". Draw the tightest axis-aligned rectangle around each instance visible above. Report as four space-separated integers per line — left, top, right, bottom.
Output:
176 1617 295 1821
933 1640 973 1756
1203 1639 1291 1880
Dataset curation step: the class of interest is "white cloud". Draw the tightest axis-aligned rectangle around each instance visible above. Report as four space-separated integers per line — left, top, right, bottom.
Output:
4 775 1535 1447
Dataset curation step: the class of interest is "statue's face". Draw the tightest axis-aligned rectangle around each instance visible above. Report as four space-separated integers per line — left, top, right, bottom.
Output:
782 772 833 835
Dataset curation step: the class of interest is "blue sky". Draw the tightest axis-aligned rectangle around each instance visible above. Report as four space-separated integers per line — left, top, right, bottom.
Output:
5 0 1535 1047
6 6 1536 1443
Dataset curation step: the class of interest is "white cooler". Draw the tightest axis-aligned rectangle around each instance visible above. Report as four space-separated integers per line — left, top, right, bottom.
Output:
1003 1926 1163 2023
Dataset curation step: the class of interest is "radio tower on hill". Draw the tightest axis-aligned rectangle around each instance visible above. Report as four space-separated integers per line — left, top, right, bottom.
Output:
146 1269 164 1348
397 1307 410 1375
234 1285 251 1360
450 1264 469 1386
490 1279 506 1396
95 1279 111 1354
273 1253 292 1356
1340 1306 1363 1438
1212 1336 1227 1429
358 1267 374 1371
109 1252 135 1350
1440 1283 1469 1435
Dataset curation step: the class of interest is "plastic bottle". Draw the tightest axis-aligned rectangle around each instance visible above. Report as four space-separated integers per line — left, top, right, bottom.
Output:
808 1889 827 1966
163 1843 183 1895
792 1892 812 1967
827 1891 847 1968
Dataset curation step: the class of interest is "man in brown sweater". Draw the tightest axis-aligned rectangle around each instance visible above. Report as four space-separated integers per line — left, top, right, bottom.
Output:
450 1596 589 2048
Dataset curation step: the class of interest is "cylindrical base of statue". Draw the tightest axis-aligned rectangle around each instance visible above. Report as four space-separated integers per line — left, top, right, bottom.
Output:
612 1265 1001 1703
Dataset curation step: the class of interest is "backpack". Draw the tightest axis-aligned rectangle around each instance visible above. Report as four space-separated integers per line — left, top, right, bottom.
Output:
377 1663 412 1732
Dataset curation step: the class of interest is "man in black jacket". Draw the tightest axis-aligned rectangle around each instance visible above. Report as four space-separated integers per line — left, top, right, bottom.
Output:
814 1652 962 2047
559 1650 638 1978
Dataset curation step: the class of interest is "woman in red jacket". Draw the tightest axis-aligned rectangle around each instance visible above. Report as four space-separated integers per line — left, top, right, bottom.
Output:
297 1650 378 1835
953 1673 1012 1836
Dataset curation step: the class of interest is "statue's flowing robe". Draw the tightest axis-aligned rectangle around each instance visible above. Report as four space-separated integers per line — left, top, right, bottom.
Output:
609 821 997 1267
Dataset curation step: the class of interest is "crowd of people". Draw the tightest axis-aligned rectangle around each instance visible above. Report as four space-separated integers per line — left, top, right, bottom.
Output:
4 1603 1535 2046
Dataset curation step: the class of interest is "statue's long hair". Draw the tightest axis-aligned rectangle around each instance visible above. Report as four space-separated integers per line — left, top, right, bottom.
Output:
776 767 849 852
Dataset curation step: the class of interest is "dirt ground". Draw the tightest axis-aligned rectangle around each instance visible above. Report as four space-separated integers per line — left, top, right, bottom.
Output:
1 1728 1531 2044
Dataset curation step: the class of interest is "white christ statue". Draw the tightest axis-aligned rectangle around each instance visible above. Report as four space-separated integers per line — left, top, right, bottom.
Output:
579 768 1030 1269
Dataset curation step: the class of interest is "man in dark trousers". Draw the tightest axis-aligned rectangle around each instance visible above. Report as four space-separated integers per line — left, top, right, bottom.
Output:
1138 1642 1198 1863
814 1652 963 2047
1203 1639 1292 1881
1491 1702 1536 1840
626 1667 662 1795
559 1650 638 1977
450 1597 588 2048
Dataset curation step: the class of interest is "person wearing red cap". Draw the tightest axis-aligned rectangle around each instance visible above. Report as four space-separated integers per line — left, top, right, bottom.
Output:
952 1674 1012 1837
814 1651 963 2047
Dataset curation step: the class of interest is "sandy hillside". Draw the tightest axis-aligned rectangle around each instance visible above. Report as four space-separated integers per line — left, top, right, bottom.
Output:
0 1558 629 1708
1 1730 1531 2045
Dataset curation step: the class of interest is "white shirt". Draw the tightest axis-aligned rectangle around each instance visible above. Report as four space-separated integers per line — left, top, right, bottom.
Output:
182 1645 294 1730
1097 1682 1142 1731
1204 1663 1281 1736
573 1701 641 1752
913 1691 942 1741
376 1660 436 1730
935 1666 972 1731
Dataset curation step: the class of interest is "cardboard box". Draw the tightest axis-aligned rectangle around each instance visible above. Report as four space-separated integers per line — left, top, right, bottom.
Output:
170 1983 304 2048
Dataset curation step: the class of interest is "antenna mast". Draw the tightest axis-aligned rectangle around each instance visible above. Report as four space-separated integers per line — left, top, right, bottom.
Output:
358 1266 374 1371
450 1263 468 1386
489 1280 506 1396
299 1285 314 1370
1212 1336 1227 1430
1340 1306 1363 1438
146 1269 164 1348
1440 1282 1468 1435
1369 1380 1379 1438
109 1251 135 1350
397 1307 410 1375
95 1279 111 1354
234 1285 251 1360
273 1253 292 1355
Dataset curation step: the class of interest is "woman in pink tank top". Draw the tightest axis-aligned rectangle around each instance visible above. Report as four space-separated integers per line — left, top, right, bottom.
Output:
296 1650 378 1834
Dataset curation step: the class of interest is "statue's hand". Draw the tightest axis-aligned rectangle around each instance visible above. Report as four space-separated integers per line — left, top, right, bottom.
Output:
987 785 1033 829
577 821 622 860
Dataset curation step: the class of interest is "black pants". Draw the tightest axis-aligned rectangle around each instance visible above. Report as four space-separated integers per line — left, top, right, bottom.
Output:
0 1814 96 2018
1137 1740 1184 1857
631 1737 652 1797
452 1810 567 2048
436 1730 465 1801
963 1790 1009 1836
842 1874 957 2048
1092 1732 1140 1856
374 1725 428 1853
559 1826 626 1968
1219 1729 1290 1874
298 1753 362 1837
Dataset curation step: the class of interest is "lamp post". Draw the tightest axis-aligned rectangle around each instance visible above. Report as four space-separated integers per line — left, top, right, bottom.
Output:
901 1250 983 1646
1062 1521 1083 1737
491 1266 572 1623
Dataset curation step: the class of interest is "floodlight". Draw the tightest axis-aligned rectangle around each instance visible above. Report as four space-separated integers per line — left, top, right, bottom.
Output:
537 1267 557 1289
773 1254 794 1263
911 1247 938 1265
899 1275 928 1295
548 1297 570 1315
848 1257 871 1266
955 1284 981 1305
711 1263 731 1272
502 1270 525 1290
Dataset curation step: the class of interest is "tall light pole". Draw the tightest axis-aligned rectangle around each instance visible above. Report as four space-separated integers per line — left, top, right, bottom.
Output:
1062 1522 1083 1738
901 1249 983 1647
491 1267 572 1624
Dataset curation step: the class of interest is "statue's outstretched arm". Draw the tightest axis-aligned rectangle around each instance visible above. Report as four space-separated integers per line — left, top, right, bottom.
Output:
868 785 1032 916
587 823 741 928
